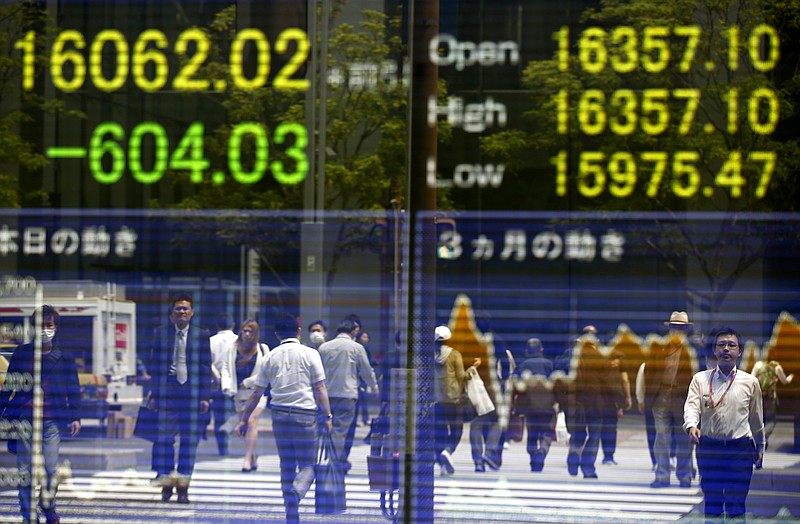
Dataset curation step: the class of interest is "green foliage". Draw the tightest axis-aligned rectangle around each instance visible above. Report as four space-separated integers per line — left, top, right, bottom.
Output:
483 0 799 214
480 0 800 313
0 2 82 207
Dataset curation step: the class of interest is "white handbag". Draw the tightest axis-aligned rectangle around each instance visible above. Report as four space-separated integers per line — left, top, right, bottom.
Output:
465 367 495 417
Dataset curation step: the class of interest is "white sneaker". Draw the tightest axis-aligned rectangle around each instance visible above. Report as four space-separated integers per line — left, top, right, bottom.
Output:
439 449 455 475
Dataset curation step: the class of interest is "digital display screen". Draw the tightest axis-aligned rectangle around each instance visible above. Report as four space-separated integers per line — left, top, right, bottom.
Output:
0 1 797 522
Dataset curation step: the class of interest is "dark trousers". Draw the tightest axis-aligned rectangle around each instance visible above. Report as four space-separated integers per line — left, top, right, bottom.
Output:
524 410 555 469
600 407 618 460
645 408 656 466
210 389 231 455
566 403 602 476
696 436 755 519
152 381 202 477
435 401 464 457
271 409 318 523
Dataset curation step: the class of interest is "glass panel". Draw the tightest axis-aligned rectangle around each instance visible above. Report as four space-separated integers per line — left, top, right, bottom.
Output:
0 0 796 522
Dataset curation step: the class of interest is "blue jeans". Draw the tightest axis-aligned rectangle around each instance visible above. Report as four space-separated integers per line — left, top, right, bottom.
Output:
469 410 501 464
271 409 319 520
16 419 61 520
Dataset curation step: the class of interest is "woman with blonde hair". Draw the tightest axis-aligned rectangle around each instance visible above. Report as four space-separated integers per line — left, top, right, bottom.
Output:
221 319 270 471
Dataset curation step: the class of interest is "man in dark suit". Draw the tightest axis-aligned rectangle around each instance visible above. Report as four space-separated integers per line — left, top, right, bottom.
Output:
146 293 212 503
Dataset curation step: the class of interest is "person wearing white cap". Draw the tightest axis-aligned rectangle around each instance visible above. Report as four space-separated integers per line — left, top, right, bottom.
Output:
433 325 479 476
646 311 697 488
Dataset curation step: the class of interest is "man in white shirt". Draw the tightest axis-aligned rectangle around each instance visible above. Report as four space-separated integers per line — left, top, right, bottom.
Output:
684 326 765 521
209 314 237 456
237 313 332 524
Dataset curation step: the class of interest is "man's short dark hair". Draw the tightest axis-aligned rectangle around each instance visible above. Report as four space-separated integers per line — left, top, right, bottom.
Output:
215 313 232 330
274 313 299 339
706 326 742 354
337 319 357 334
308 320 327 332
170 293 193 308
32 305 60 326
345 314 361 329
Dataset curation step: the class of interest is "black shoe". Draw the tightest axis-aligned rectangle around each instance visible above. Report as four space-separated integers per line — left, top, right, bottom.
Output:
679 480 691 488
176 487 190 504
161 486 174 502
650 480 670 488
483 453 501 471
475 462 485 472
584 473 598 479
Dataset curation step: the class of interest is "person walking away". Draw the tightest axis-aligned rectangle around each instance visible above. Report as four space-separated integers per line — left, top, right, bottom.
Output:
317 318 378 467
209 313 237 456
646 311 696 488
752 359 793 449
356 331 375 426
434 325 479 475
684 326 765 522
0 305 81 524
565 337 605 479
221 319 270 471
146 293 212 503
236 313 332 524
600 350 630 465
512 338 555 471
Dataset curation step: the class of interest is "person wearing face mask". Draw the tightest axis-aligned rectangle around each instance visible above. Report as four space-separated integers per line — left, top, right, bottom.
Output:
0 305 81 524
307 320 327 349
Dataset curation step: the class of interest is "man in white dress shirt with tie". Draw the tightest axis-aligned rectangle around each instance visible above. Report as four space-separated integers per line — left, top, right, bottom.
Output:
146 293 212 503
684 326 765 522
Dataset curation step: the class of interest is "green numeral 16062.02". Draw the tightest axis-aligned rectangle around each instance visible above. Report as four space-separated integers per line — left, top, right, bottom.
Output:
90 121 308 186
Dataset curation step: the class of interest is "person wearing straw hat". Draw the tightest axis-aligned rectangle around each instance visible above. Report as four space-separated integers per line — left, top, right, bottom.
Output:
645 311 697 488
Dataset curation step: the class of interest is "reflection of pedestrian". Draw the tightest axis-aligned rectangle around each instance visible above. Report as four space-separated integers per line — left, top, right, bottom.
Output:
752 359 794 447
600 351 628 465
317 318 378 464
356 331 374 426
434 326 472 475
221 319 269 472
146 293 212 504
647 311 696 488
237 313 332 524
0 305 81 524
209 314 237 456
512 338 555 472
307 320 327 349
684 326 765 521
565 339 604 479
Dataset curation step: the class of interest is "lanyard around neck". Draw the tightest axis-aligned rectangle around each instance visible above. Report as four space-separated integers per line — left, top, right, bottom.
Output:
707 369 736 409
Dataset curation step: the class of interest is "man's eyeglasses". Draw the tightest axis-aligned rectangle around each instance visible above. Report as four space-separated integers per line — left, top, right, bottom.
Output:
715 341 739 349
